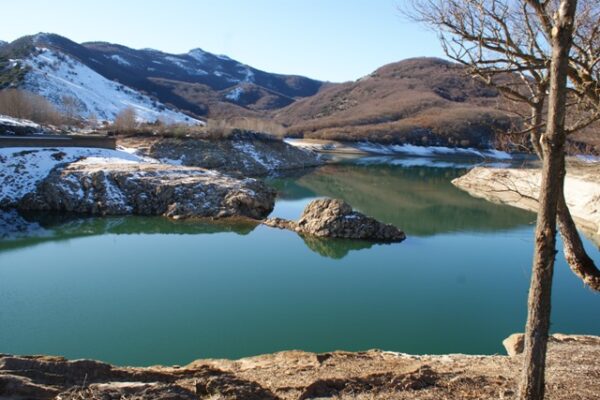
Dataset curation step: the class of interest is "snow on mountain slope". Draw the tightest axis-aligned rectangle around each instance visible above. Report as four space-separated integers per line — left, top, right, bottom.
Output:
19 48 201 124
0 115 40 129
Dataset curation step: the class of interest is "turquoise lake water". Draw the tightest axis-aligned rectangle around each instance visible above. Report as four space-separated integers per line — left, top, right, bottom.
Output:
1 157 599 366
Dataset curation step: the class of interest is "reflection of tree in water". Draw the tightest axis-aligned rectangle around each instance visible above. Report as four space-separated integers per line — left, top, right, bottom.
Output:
300 234 375 260
0 210 258 253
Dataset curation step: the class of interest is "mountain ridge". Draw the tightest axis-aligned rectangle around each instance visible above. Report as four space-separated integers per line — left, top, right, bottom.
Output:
273 57 513 149
0 33 325 122
1 33 596 153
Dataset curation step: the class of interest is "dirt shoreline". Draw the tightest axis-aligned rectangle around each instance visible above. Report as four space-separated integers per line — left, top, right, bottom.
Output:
1 334 599 399
453 161 600 246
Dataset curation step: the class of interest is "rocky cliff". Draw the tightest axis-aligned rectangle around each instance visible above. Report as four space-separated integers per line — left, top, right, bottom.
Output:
452 163 600 245
0 147 276 221
18 162 275 220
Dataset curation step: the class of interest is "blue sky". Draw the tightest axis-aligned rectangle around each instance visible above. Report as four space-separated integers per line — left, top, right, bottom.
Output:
0 0 444 82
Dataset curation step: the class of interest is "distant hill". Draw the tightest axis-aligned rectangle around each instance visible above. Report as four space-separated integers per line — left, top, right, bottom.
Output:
274 58 514 149
0 35 596 153
0 33 324 122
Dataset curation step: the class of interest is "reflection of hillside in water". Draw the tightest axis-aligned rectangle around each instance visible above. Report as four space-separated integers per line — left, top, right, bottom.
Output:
0 211 258 253
1 160 536 258
271 163 535 236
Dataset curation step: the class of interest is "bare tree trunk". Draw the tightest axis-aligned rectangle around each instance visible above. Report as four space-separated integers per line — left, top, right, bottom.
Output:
557 193 600 291
529 96 600 292
530 103 544 159
519 1 577 399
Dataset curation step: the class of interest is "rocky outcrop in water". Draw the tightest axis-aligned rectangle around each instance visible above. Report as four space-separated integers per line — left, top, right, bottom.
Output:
453 165 600 244
18 162 276 220
264 198 405 242
1 334 599 400
147 136 323 176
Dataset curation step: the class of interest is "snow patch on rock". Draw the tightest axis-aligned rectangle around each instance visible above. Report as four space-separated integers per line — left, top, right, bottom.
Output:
232 141 282 170
0 147 147 206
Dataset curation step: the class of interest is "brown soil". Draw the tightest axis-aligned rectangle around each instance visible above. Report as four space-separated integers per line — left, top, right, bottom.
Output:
1 335 599 399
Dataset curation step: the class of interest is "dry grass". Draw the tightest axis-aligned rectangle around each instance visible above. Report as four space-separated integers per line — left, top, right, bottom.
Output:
110 117 286 141
274 58 512 147
274 58 600 154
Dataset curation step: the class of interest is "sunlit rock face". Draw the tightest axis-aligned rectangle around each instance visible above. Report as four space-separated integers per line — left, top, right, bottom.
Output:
18 162 276 220
264 198 405 242
147 136 323 177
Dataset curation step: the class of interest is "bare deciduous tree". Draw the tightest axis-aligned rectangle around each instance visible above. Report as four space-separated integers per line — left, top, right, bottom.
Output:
403 0 599 398
61 95 80 125
113 106 138 132
0 89 64 125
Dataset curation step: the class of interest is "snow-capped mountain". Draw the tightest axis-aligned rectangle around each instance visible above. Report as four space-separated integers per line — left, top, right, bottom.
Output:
0 33 324 121
21 47 199 124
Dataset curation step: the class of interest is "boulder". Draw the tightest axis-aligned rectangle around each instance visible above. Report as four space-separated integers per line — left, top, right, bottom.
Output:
18 162 275 220
503 333 525 357
264 199 405 242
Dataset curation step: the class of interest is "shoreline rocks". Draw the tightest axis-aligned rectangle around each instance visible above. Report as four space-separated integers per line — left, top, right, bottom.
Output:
147 137 324 176
18 162 276 220
452 165 600 245
1 334 599 400
264 198 406 242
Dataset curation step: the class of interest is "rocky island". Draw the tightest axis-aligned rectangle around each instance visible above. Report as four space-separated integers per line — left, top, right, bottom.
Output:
264 198 405 242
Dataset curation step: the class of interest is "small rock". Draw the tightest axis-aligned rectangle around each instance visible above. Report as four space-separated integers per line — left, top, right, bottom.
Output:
503 333 525 356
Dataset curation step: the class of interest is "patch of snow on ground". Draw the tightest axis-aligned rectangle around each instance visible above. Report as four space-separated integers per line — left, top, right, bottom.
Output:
225 87 244 101
576 155 600 163
165 55 208 76
20 48 201 124
109 54 131 66
242 67 255 83
357 142 512 160
0 147 146 205
354 156 512 169
0 115 41 128
188 49 208 63
159 157 184 166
